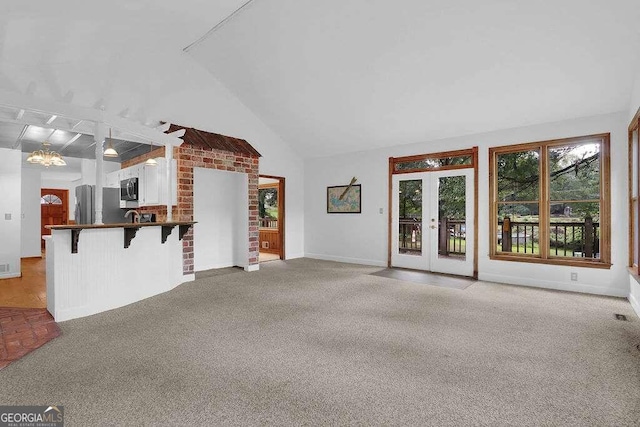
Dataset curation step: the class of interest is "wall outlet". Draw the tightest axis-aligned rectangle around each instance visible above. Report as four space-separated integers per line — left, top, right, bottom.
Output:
570 272 578 281
4 213 11 220
379 208 383 214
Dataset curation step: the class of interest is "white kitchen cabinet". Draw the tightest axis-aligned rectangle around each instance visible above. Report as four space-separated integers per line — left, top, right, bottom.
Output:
114 159 176 207
105 170 120 188
140 163 159 206
131 158 177 207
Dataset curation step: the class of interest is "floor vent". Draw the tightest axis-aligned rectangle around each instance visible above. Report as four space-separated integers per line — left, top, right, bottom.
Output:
614 314 628 321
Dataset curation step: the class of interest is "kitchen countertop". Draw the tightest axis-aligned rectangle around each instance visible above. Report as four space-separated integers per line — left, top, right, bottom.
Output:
46 221 196 230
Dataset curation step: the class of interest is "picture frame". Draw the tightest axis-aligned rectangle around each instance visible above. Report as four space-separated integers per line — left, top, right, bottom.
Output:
327 184 361 214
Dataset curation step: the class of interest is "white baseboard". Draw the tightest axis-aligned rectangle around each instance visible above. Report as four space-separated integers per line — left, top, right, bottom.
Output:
0 272 20 279
181 274 195 283
245 264 259 272
479 272 628 297
305 253 386 267
285 253 305 260
630 292 640 319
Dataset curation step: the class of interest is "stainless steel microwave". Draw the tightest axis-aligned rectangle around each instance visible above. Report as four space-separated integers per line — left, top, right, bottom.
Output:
120 177 139 201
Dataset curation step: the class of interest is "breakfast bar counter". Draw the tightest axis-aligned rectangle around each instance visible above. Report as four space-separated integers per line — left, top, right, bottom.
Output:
45 221 196 322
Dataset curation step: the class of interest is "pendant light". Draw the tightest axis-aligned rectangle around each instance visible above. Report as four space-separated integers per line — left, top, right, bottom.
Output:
104 129 119 158
144 142 157 166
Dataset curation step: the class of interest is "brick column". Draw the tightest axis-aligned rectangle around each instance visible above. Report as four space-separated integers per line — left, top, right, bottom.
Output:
122 143 259 275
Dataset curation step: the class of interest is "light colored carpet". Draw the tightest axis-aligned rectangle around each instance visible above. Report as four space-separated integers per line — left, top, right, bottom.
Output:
1 258 639 426
370 268 477 290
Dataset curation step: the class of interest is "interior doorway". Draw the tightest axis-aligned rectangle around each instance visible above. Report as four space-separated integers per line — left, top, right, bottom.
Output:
40 189 68 250
259 175 285 262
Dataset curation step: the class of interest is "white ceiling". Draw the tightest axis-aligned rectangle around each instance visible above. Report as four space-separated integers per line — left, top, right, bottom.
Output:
0 1 247 121
2 1 640 160
189 0 640 157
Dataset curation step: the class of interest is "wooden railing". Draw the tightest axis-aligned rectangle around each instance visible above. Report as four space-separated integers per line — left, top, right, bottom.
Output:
499 217 600 257
398 217 466 256
399 218 422 252
259 218 278 228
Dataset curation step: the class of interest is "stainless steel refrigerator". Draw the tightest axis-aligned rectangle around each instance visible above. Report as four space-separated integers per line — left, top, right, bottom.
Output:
75 185 123 224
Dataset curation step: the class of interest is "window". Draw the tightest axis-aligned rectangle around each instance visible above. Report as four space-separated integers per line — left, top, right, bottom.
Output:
41 194 63 205
629 110 640 273
489 134 610 268
394 154 472 172
258 185 278 229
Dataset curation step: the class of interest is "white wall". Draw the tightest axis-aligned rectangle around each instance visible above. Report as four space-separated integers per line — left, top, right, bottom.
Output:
193 167 248 270
150 61 305 260
630 72 640 121
21 169 41 257
0 148 22 278
79 160 120 186
234 174 249 269
305 112 629 297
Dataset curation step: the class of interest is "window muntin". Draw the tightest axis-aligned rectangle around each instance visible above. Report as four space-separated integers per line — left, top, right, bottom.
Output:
490 134 610 267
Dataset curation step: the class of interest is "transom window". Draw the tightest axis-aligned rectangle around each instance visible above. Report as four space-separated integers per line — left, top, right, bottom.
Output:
392 149 474 174
489 134 610 268
41 194 63 205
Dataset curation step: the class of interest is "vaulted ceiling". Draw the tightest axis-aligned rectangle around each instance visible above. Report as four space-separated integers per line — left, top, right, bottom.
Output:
2 1 640 159
188 0 640 157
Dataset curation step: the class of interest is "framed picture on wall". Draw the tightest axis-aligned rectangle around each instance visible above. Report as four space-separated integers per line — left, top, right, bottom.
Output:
327 184 361 213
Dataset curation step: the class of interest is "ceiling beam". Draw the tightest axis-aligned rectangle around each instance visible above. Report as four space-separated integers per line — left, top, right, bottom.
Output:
59 133 83 152
0 90 184 147
12 125 28 149
155 122 171 133
0 112 148 145
168 128 186 138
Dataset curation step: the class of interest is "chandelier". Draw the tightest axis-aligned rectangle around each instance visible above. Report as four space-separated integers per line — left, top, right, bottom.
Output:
26 142 66 167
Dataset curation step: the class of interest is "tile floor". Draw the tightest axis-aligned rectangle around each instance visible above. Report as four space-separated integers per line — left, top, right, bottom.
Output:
0 257 59 370
259 252 281 263
0 257 47 308
0 307 61 370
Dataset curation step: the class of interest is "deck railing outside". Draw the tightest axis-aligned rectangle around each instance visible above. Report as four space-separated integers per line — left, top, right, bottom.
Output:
498 217 600 258
398 218 466 256
259 218 278 228
398 216 599 258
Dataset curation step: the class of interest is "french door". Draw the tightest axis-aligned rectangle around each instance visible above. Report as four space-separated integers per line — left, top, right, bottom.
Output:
391 169 474 276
